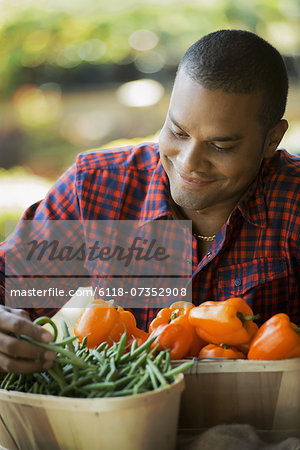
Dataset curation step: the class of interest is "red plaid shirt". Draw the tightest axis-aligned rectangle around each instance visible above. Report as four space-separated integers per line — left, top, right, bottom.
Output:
1 143 300 329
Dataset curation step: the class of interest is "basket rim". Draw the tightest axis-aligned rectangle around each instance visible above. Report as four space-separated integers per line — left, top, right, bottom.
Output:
172 357 300 374
0 373 184 412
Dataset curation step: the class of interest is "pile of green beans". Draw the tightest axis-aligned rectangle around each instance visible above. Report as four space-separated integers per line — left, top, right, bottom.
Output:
0 317 193 398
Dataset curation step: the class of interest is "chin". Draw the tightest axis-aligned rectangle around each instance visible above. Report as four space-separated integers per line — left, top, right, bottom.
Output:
171 190 204 211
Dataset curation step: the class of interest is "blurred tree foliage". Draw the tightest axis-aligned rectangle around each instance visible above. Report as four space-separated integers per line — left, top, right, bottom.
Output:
0 0 299 97
0 0 300 181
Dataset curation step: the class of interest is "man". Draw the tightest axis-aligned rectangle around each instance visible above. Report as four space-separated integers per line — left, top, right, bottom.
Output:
0 29 299 374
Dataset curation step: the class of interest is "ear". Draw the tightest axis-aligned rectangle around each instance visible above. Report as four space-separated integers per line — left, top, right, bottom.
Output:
263 119 289 158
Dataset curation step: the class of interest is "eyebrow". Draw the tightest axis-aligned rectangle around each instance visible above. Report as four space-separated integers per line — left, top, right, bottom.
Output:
168 112 243 142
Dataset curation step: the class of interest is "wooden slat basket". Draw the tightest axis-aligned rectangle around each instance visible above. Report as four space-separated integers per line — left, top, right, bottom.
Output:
0 374 184 450
173 358 300 438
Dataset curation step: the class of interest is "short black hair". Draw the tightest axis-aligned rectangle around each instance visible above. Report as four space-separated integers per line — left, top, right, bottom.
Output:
178 29 289 130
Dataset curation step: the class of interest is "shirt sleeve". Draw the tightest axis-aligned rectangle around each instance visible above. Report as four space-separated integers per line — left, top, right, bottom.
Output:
0 162 86 320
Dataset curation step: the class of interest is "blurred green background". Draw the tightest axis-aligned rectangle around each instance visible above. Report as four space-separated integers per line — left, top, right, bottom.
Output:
1 0 300 241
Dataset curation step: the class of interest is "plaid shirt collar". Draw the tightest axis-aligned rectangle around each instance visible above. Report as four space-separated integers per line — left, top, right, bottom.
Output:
139 157 173 222
237 167 268 228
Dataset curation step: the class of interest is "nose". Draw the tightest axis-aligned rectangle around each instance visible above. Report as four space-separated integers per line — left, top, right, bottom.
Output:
176 140 210 173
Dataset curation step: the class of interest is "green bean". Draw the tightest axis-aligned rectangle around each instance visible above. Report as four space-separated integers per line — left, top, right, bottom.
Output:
146 359 168 388
106 357 117 382
4 373 17 390
47 367 67 391
39 380 46 394
163 360 194 378
75 347 89 359
81 336 88 349
130 338 138 354
57 336 77 347
60 373 97 396
147 364 158 389
133 372 150 395
122 374 142 390
105 344 116 359
118 365 132 377
115 331 127 362
40 372 51 383
148 342 160 358
98 362 110 378
108 389 135 397
33 317 58 341
117 352 131 364
154 350 166 367
32 373 44 384
90 350 104 364
60 364 73 374
55 357 95 369
15 374 25 390
128 352 148 376
20 336 90 369
113 374 138 390
60 324 78 383
81 381 116 391
87 391 99 398
0 373 11 389
121 336 156 362
1 317 192 398
61 320 70 339
95 342 108 353
163 351 171 373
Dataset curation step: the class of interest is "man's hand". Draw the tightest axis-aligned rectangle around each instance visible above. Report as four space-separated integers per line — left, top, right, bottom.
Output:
0 305 56 374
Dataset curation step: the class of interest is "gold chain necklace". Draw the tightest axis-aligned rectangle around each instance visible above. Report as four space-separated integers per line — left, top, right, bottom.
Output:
192 233 216 241
169 198 217 242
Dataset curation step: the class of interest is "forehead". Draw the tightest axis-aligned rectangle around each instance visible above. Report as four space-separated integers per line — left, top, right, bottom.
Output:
169 70 263 132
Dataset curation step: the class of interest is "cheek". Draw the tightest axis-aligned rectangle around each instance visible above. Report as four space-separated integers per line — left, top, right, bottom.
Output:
159 128 178 157
223 156 263 185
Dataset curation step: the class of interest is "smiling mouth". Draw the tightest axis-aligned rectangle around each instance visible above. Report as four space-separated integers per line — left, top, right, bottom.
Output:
165 157 217 187
177 171 216 187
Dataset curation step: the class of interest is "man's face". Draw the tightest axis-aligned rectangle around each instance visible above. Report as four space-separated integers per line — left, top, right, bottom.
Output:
159 70 272 213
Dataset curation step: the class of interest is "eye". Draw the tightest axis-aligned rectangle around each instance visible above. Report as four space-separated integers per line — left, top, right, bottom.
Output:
170 128 188 139
211 143 233 152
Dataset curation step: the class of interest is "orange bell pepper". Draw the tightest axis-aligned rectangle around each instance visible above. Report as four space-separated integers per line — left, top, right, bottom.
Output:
107 308 139 342
149 323 192 359
198 343 246 359
126 329 149 350
186 333 207 357
148 307 194 359
148 308 173 334
74 299 147 349
237 320 259 355
248 313 300 360
169 301 194 309
148 307 192 333
175 311 207 357
74 299 119 348
188 297 257 346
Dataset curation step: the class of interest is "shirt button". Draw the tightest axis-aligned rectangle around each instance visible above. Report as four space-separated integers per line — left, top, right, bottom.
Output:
186 259 192 265
234 278 242 287
207 251 212 257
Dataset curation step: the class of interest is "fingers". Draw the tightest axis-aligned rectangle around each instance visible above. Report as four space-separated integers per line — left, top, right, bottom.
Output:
13 308 31 321
0 305 53 343
0 306 56 374
0 331 56 361
0 351 54 374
